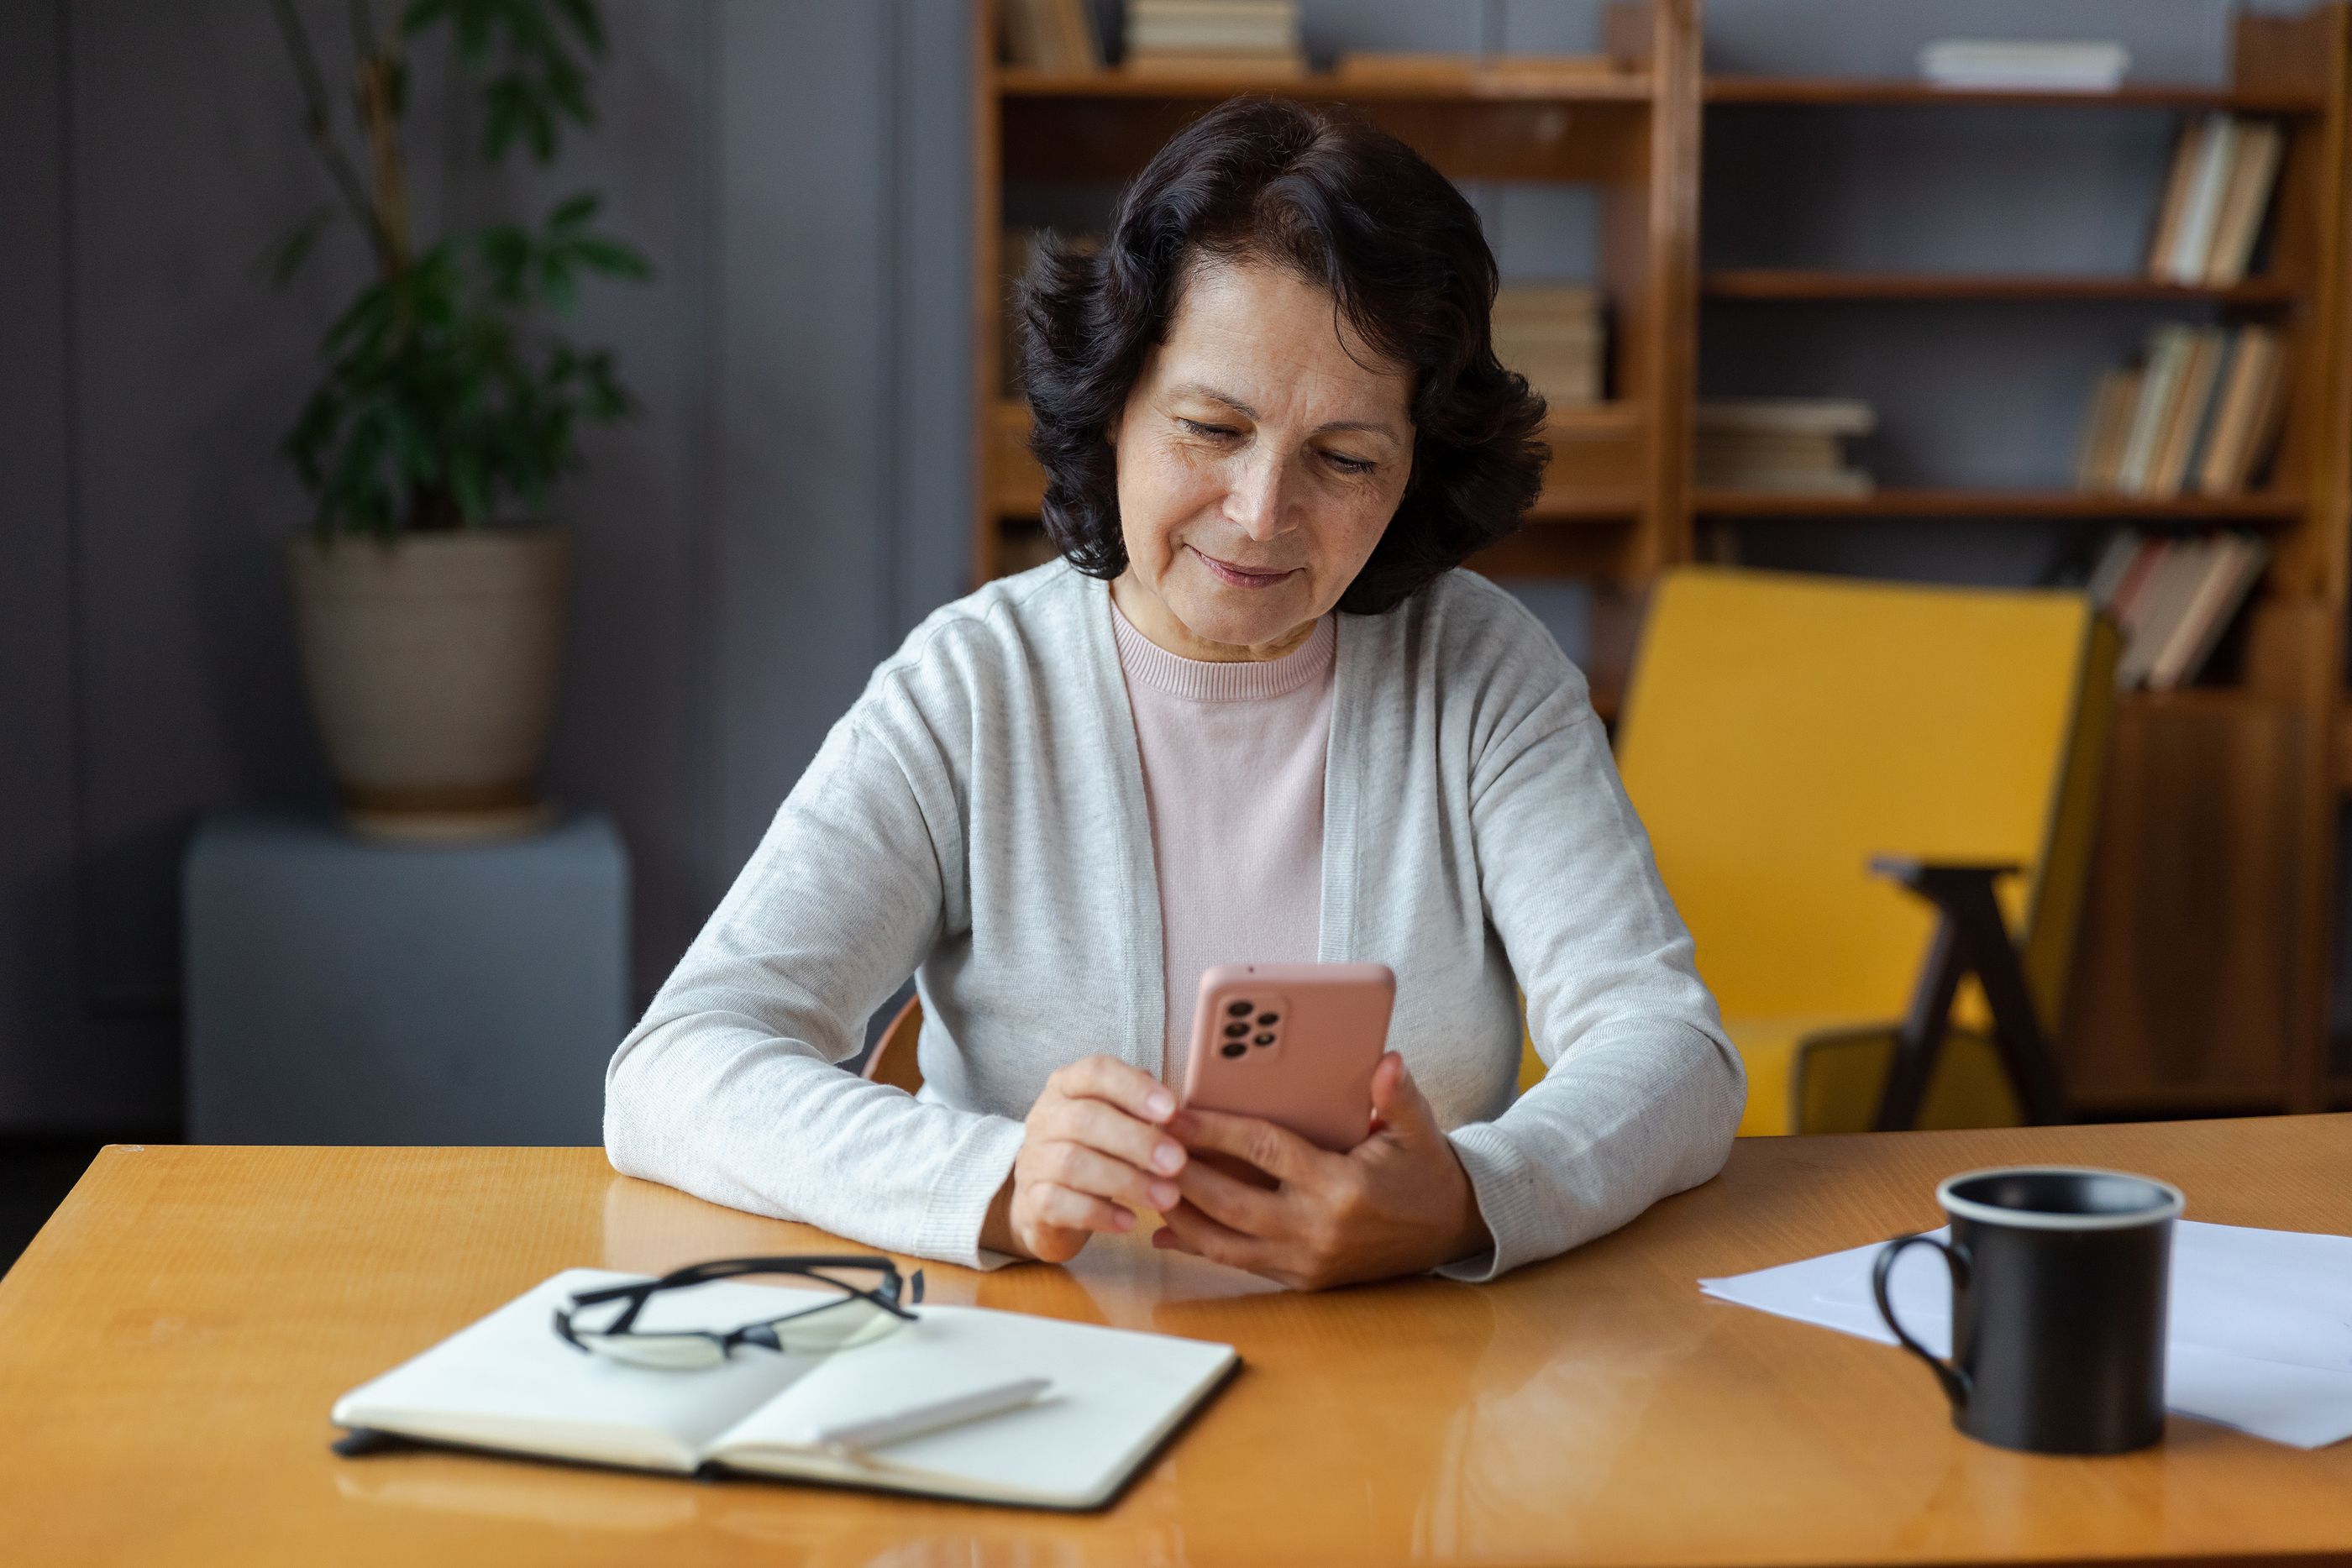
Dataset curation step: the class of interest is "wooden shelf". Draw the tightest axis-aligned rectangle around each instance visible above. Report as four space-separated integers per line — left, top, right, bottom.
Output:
995 66 1656 103
1704 76 2325 113
2337 705 2352 792
1703 270 2299 305
1694 488 2307 521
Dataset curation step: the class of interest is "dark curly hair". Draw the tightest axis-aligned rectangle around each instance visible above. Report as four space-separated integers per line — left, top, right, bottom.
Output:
1016 97 1550 615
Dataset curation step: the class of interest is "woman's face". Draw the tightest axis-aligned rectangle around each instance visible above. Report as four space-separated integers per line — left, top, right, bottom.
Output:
1110 258 1415 661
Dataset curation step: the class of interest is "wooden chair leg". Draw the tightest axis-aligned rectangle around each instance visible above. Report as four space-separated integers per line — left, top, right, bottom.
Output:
1875 915 1965 1133
1869 857 2068 1130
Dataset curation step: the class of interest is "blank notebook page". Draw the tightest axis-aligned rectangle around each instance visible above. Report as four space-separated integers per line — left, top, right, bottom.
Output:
712 1303 1237 1502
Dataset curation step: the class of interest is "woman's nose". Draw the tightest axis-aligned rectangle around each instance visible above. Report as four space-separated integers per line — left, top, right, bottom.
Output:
1221 449 1294 540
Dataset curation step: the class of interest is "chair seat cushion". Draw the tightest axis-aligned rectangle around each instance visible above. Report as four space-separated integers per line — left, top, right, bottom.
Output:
1725 1016 2023 1135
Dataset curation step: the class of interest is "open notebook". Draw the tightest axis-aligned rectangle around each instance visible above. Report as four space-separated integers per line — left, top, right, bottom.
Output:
332 1268 1238 1510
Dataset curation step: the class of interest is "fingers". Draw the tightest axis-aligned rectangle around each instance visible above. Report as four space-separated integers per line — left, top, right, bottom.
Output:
1050 1054 1177 1126
1168 1105 1328 1186
1039 1139 1181 1217
1048 1097 1187 1182
1154 1198 1272 1274
1173 1150 1285 1235
1015 1057 1194 1262
1026 1183 1134 1237
1366 1052 1434 1140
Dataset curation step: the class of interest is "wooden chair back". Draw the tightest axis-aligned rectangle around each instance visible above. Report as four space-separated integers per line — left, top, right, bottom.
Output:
864 994 927 1095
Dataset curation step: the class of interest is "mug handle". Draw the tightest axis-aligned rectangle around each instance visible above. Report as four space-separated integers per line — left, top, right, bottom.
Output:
1872 1233 1972 1413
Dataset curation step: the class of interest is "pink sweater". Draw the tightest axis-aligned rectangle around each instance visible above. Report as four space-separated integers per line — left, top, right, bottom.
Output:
1111 600 1336 1085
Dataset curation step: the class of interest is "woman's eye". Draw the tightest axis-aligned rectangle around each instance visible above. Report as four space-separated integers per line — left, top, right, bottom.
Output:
1178 417 1239 440
1323 451 1376 475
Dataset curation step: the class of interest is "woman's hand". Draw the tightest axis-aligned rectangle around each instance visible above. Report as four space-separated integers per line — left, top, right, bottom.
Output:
1152 1053 1490 1290
982 1056 1189 1263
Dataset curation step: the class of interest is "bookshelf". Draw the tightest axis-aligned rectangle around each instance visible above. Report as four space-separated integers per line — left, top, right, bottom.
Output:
1704 76 2329 113
1693 7 2352 1120
971 3 2352 1116
1694 489 2309 522
1702 270 2301 304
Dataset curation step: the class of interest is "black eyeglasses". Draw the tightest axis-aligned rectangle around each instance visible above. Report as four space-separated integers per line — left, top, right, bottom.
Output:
552 1256 924 1371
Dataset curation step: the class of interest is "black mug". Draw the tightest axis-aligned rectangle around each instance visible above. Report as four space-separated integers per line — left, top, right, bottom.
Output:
1872 1165 2184 1455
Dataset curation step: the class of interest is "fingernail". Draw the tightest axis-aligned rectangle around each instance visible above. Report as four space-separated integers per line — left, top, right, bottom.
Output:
1152 1143 1184 1174
1150 1181 1179 1209
1111 1208 1134 1230
1147 1089 1175 1120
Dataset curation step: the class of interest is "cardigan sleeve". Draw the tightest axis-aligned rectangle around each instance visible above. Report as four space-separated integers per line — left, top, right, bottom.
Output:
602 711 1026 1268
1436 677 1747 1282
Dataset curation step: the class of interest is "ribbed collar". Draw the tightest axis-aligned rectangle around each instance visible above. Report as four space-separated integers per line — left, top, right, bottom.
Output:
1110 596 1336 702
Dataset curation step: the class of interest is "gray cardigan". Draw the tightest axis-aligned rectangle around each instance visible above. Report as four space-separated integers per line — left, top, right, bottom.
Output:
604 562 1745 1279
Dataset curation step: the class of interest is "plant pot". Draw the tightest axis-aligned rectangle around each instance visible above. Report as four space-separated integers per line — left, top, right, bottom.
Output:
287 527 570 841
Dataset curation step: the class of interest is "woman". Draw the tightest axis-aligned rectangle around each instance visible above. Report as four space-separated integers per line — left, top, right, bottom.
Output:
606 98 1743 1290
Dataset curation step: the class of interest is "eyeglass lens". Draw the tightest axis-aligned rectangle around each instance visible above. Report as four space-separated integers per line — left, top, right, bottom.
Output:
568 1266 909 1370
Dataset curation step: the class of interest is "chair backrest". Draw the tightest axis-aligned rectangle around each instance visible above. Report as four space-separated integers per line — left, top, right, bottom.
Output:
1614 566 2118 1031
864 994 927 1095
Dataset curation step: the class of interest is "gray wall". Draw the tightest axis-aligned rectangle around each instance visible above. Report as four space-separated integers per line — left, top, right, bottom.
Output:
2 0 972 1130
0 0 2310 1131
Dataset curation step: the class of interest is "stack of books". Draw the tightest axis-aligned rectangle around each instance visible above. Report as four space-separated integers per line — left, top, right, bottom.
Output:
1490 284 1604 407
1918 38 2129 92
2145 115 2286 286
1000 0 1102 71
2084 530 2271 690
1695 399 1876 496
2075 323 2286 497
1124 0 1305 76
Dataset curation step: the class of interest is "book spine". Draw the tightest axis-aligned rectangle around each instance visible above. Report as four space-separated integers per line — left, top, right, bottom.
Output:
2168 113 2239 285
2145 121 2207 281
2149 327 2227 499
2205 122 2285 287
2116 327 2189 494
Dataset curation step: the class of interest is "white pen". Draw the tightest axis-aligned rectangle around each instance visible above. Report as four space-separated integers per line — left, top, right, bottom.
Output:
811 1376 1052 1461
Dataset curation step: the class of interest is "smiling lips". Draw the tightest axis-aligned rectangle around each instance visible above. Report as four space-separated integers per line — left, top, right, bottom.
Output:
1192 548 1296 589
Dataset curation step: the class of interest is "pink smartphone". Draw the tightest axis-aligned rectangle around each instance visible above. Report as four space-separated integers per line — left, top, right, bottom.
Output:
1177 962 1395 1153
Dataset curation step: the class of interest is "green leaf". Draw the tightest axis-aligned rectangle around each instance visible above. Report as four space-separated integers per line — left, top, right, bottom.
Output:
452 0 496 62
548 191 598 230
260 203 342 287
401 0 454 38
569 235 650 280
552 0 605 56
484 74 530 160
544 55 593 127
538 250 577 314
499 0 560 60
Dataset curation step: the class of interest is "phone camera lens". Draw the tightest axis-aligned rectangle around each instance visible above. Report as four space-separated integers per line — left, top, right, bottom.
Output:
1253 1032 1275 1046
1221 1041 1247 1059
1226 999 1253 1018
1223 1021 1248 1039
1257 1012 1278 1026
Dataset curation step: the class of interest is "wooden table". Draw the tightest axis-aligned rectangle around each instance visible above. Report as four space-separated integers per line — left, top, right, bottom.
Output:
7 1117 2352 1566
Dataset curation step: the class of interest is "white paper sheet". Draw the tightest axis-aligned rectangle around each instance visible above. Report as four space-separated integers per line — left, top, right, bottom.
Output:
1699 1219 2352 1449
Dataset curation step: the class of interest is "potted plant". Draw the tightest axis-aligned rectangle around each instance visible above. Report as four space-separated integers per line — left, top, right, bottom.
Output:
266 0 648 839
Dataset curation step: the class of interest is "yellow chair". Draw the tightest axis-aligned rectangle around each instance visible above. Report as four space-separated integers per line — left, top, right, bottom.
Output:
1593 565 2118 1135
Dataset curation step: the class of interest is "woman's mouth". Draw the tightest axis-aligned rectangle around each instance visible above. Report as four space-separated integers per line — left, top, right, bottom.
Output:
1191 548 1295 589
